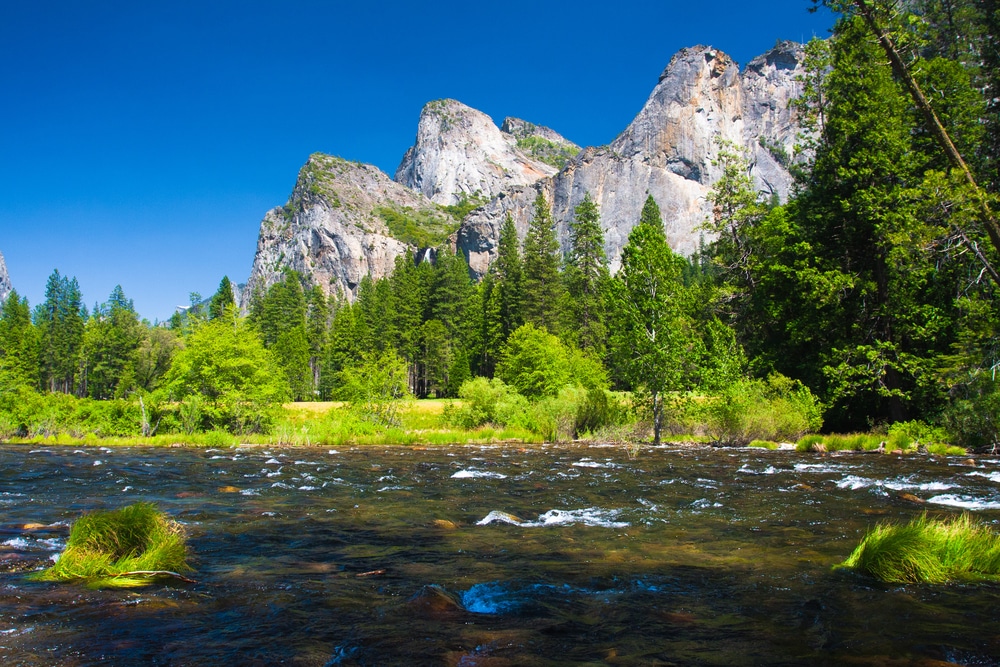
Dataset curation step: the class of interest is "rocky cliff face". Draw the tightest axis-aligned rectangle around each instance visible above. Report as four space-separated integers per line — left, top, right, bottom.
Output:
456 42 807 277
241 153 454 309
0 250 11 304
394 99 579 206
245 42 807 299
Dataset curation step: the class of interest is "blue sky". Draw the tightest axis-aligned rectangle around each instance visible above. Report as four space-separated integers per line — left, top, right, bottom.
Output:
1 1 835 322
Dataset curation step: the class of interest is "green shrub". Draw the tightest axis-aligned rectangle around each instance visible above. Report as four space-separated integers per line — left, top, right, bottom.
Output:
835 513 1000 584
335 350 411 427
31 503 191 588
496 324 607 399
705 374 823 446
575 388 629 436
886 420 950 450
942 373 999 453
446 377 530 429
528 386 586 442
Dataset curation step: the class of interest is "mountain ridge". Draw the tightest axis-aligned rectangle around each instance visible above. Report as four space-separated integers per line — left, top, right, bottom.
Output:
242 40 809 304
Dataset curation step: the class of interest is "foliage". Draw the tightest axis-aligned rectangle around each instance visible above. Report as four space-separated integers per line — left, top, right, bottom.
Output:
483 214 524 374
163 314 289 434
521 192 565 335
81 285 144 400
574 388 630 437
335 349 412 427
609 195 700 444
35 270 86 394
441 193 487 220
704 374 824 447
376 205 459 248
496 323 606 399
564 193 610 355
515 135 580 169
0 290 39 390
835 513 1000 584
31 502 191 588
445 377 531 430
208 276 236 320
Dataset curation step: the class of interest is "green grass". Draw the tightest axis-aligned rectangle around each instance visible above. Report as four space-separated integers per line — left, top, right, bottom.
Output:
748 439 779 449
31 503 192 588
835 513 1000 584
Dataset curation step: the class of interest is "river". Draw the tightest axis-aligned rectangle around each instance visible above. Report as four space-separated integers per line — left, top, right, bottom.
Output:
1 443 999 665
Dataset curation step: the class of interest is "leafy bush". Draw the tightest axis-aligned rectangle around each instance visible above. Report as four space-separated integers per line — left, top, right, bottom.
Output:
942 374 1000 452
886 420 951 450
446 377 530 429
31 502 191 588
705 374 823 446
835 513 1000 584
163 315 289 434
496 324 607 399
575 388 631 437
528 386 586 442
335 350 412 427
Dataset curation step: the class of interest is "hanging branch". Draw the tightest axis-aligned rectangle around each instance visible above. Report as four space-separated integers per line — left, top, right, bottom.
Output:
850 0 1000 287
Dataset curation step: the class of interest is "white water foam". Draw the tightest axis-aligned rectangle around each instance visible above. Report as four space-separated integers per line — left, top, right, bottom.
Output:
794 463 846 473
967 470 1000 483
571 459 619 469
451 470 507 479
926 494 1000 510
836 475 955 492
737 464 781 475
476 508 628 528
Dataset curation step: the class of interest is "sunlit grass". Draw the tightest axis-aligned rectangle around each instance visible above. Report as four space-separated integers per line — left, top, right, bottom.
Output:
31 502 192 588
835 513 1000 584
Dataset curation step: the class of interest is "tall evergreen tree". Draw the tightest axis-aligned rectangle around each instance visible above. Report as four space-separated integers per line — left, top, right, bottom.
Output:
251 271 312 400
36 270 86 394
0 290 39 389
82 285 143 399
609 195 699 445
521 192 565 335
564 193 610 355
209 276 236 320
484 215 523 374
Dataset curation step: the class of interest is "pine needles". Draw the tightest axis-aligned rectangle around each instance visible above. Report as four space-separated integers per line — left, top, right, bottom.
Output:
835 513 1000 584
31 502 192 588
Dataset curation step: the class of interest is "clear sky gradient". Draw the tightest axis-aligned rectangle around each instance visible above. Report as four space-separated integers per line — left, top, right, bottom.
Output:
1 1 835 322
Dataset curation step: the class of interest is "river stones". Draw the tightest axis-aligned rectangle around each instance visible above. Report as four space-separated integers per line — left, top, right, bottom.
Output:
407 584 466 619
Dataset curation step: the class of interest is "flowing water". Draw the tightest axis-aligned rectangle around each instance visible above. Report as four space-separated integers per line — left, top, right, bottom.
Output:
2 443 1000 666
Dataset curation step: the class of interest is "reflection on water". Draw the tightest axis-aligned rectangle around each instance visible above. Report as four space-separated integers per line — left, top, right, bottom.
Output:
2 443 1000 665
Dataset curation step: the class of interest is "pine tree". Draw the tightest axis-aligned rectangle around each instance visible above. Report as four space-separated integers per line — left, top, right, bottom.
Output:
484 214 523 374
209 276 236 320
251 271 312 400
564 193 609 355
0 290 40 389
521 192 565 335
609 195 698 445
36 270 86 394
82 285 143 399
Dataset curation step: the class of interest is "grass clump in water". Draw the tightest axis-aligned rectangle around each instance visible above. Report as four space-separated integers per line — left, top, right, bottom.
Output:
31 502 192 588
835 513 1000 584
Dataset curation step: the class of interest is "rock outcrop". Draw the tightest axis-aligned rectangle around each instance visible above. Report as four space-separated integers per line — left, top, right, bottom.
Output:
244 42 809 298
456 42 808 277
0 250 11 304
241 154 454 308
394 99 578 206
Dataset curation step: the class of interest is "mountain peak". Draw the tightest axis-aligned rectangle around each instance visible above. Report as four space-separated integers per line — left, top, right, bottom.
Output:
394 99 573 206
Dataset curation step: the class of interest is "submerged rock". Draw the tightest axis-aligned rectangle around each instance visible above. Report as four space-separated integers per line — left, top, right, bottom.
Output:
407 584 466 619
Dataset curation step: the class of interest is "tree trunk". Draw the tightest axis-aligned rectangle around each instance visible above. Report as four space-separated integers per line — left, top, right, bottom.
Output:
652 391 662 446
